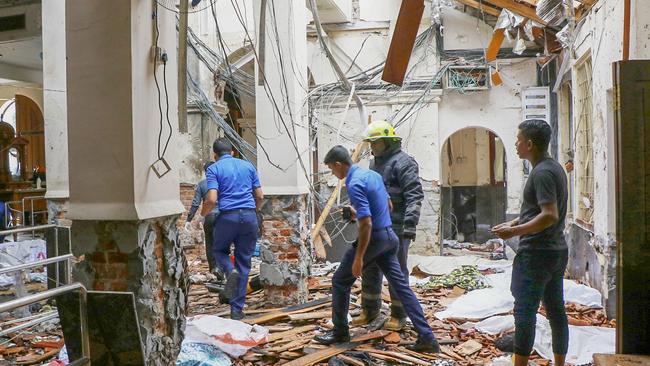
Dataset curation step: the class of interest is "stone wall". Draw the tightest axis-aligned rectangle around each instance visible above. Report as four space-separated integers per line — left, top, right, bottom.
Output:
71 217 188 365
410 180 441 255
259 194 310 306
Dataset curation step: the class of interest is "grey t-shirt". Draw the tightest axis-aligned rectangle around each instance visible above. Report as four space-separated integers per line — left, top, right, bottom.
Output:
518 157 568 251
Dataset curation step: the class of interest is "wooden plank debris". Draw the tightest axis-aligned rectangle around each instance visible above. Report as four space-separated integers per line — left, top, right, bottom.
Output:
281 330 390 366
457 339 483 356
267 325 318 343
382 0 425 86
244 297 331 325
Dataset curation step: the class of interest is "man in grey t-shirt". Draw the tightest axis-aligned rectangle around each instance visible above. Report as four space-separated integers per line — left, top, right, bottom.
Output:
492 119 569 366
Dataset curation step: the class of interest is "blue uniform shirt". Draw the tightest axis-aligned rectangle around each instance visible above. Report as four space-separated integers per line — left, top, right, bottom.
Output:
206 154 261 211
345 165 392 230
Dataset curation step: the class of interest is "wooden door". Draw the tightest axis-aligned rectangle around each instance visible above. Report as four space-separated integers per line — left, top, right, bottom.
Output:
613 60 650 353
14 95 45 176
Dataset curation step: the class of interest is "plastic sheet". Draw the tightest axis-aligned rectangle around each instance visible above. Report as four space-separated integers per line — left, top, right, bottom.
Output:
563 279 603 308
407 255 512 276
534 314 615 364
474 315 515 334
185 315 269 358
177 341 232 366
435 287 515 320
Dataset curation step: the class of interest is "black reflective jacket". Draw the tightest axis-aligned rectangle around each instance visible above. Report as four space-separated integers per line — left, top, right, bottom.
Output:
369 146 424 236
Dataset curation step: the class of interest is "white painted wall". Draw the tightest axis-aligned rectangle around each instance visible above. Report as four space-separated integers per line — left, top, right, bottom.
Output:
439 59 537 214
65 0 183 220
254 0 310 195
569 0 650 240
41 0 69 200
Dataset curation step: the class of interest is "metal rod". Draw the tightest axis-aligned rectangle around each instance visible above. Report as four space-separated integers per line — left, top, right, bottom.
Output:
0 311 58 337
0 224 56 236
0 254 74 275
68 357 91 366
0 283 85 314
0 310 57 327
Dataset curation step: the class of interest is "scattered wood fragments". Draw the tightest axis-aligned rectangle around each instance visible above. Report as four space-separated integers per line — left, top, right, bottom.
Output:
184 240 616 366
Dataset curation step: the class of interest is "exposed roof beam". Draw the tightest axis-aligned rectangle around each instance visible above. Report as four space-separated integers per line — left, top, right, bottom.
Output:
576 0 595 5
455 0 501 17
483 0 547 25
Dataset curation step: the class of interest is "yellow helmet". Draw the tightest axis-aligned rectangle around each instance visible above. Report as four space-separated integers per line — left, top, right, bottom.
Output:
363 120 402 142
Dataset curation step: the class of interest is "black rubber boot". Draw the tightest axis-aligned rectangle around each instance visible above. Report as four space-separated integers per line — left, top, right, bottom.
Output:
313 329 351 345
406 337 441 353
223 269 240 300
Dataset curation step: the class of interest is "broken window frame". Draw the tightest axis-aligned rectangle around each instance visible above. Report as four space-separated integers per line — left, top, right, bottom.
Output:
573 56 594 226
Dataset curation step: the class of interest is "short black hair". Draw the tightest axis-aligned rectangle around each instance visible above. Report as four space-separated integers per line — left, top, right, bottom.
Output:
203 161 215 172
324 145 353 165
213 138 233 156
518 119 551 152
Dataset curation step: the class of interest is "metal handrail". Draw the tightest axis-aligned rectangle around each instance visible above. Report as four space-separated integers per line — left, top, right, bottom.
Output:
0 224 56 236
0 254 73 275
0 282 91 365
0 311 58 337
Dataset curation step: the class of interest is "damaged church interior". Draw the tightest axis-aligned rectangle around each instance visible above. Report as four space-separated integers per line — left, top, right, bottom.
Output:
0 0 648 364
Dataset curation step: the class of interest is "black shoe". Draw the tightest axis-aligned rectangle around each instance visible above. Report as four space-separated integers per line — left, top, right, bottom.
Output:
211 267 226 283
231 310 245 321
406 338 440 353
224 270 240 300
313 330 351 345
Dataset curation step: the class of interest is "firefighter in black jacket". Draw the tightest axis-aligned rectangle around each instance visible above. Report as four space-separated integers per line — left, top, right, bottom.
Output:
351 120 425 331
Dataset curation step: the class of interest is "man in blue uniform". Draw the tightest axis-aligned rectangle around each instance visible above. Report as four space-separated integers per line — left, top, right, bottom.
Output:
314 146 440 353
186 161 219 275
202 138 264 320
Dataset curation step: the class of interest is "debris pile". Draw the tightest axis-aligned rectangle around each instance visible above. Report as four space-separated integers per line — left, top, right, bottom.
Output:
185 243 616 366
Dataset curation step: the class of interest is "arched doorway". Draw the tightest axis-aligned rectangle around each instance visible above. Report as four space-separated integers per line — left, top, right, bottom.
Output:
440 127 507 243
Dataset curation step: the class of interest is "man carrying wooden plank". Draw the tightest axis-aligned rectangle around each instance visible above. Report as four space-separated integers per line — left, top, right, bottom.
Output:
314 146 439 353
352 120 424 331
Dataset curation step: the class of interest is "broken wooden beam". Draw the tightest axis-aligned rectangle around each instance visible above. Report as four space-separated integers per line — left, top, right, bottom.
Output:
382 0 425 86
483 0 547 25
455 0 502 17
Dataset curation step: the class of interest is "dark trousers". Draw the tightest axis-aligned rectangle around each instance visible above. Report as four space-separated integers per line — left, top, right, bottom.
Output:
203 213 217 271
213 209 258 313
332 228 434 341
511 249 569 356
361 236 411 319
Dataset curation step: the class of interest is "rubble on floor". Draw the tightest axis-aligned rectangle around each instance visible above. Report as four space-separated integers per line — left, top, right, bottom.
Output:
185 243 616 366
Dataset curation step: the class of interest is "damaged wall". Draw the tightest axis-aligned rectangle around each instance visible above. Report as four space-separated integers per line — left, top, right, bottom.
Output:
558 0 650 317
71 218 188 364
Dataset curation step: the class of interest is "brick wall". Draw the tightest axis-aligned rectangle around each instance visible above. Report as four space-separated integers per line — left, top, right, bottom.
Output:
87 239 129 291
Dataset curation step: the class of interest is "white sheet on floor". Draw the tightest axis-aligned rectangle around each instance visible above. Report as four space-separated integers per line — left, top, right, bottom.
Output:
474 315 515 334
185 315 268 357
563 279 603 308
437 268 603 319
435 287 515 319
534 314 615 364
407 255 513 276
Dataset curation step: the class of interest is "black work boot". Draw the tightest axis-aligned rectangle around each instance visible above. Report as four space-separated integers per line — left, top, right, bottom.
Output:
406 337 441 353
313 329 351 345
231 309 245 321
224 270 240 300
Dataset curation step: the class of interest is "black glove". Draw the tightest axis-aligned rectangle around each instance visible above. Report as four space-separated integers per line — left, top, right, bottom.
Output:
402 226 417 240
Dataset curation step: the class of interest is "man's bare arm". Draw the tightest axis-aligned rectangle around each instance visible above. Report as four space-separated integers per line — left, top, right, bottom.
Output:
253 187 264 210
201 189 217 216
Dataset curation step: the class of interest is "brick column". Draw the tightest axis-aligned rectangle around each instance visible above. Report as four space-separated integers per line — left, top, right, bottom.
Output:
72 218 188 363
259 195 310 305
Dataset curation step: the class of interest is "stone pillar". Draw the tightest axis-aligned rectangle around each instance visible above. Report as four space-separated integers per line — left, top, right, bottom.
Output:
254 0 311 305
65 1 187 363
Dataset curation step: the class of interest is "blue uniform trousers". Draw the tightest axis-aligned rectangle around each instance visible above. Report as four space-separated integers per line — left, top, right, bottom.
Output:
360 236 411 319
212 209 258 312
331 227 435 342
